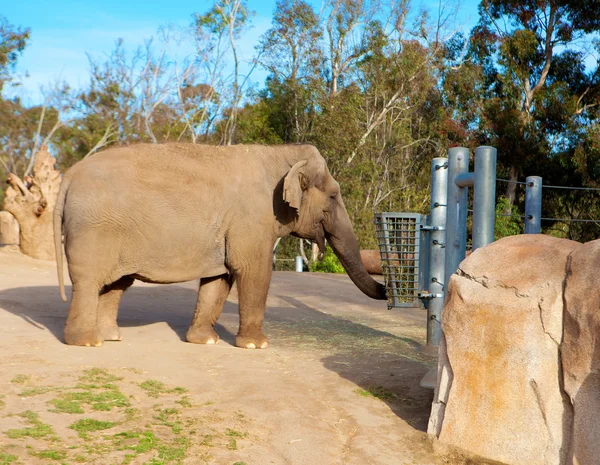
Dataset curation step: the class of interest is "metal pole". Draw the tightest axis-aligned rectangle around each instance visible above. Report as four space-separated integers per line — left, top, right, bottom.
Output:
427 157 448 347
525 176 542 234
295 256 303 272
472 146 497 250
444 147 469 290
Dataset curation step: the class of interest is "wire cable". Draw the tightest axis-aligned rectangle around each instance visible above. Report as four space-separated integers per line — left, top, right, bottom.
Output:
496 178 528 185
540 217 600 223
541 184 600 192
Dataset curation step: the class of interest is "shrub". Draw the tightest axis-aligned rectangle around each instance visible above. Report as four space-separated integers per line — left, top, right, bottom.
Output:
310 246 345 274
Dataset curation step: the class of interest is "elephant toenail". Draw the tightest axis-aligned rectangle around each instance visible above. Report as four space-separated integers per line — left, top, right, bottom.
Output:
94 341 103 347
85 343 91 347
260 341 269 349
246 343 256 349
206 339 216 345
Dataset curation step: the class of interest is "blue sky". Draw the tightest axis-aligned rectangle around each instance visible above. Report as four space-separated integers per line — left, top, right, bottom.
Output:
3 0 480 105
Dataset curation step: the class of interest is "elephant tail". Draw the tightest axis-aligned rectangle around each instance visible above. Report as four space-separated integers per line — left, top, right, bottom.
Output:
54 175 71 302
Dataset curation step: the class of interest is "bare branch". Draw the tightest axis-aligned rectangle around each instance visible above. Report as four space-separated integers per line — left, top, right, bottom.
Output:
83 124 117 159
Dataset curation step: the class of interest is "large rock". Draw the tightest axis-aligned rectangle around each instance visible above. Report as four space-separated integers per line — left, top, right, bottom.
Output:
428 234 580 465
360 249 383 275
0 211 19 245
562 239 600 465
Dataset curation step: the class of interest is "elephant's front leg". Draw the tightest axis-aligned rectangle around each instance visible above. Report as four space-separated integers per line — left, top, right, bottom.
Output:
234 253 272 349
186 273 234 344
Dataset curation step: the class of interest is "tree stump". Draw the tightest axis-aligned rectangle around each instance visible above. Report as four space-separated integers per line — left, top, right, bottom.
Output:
0 211 19 245
3 145 61 260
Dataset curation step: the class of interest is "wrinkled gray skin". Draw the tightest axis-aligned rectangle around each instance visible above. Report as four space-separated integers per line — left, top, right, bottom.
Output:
54 143 386 348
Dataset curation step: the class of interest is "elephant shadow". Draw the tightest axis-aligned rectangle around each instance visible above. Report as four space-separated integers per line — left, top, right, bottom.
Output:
0 283 238 345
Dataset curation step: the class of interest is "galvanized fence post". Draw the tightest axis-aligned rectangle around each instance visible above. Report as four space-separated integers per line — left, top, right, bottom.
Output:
426 157 448 347
444 147 470 294
525 176 542 234
472 146 497 250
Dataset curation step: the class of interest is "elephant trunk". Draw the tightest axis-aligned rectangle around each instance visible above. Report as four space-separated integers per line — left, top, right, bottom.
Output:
325 212 387 300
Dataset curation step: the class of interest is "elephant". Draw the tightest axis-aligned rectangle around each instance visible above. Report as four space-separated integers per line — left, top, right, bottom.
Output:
53 143 386 348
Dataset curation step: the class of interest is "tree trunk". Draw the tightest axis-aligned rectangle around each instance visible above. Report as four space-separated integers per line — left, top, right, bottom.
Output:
0 211 19 246
505 165 518 209
311 241 320 262
3 145 61 260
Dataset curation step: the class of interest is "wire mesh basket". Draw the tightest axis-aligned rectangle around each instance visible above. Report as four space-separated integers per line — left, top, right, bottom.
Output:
374 213 428 309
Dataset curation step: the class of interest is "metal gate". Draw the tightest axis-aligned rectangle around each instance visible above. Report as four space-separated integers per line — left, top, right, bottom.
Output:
374 213 428 309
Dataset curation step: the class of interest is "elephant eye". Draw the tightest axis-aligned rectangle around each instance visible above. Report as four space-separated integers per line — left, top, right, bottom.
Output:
330 193 337 200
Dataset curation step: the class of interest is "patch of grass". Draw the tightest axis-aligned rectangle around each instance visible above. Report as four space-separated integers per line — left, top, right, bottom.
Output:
153 408 184 434
10 374 31 384
30 448 67 460
124 407 140 421
158 443 186 461
354 386 397 401
0 452 18 465
0 396 5 410
49 386 129 413
175 396 192 408
225 429 248 451
68 418 116 437
226 438 238 450
18 386 55 397
78 368 123 385
139 380 168 397
225 429 248 439
198 434 214 447
233 462 247 465
49 398 84 414
139 380 188 398
6 411 55 439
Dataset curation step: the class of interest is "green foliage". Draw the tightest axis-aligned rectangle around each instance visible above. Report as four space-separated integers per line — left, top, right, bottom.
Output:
0 15 30 89
309 246 345 274
3 0 600 244
494 197 522 239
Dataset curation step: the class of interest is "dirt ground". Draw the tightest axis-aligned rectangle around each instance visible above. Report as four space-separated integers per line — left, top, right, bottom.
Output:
0 246 489 465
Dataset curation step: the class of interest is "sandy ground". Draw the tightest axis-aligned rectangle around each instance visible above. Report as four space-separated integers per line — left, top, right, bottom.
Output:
0 246 481 465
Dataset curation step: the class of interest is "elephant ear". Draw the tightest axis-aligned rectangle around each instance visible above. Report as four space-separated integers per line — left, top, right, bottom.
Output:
283 160 308 210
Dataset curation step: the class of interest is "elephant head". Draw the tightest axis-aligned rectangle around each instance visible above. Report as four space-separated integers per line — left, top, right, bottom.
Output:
281 154 387 300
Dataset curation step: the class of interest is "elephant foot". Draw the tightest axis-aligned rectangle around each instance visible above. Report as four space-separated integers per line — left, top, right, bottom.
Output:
186 325 220 345
64 325 103 347
99 323 122 342
235 330 269 349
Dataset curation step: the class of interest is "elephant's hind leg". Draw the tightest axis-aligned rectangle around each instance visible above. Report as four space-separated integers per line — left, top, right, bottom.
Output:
98 276 135 341
64 281 103 347
187 273 234 344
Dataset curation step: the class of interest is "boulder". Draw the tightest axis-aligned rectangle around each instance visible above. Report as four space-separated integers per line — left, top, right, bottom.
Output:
0 211 19 245
428 234 580 465
360 249 383 275
562 239 600 465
